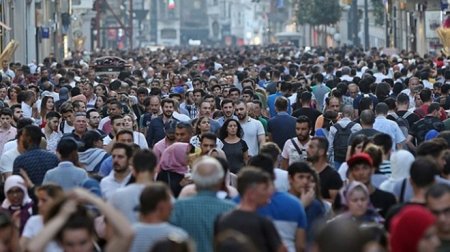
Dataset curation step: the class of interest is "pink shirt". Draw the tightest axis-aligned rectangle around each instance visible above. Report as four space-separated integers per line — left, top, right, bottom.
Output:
0 127 17 154
153 138 172 162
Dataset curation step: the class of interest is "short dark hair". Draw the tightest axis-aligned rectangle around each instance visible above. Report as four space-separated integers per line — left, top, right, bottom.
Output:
426 183 450 201
288 161 315 177
237 167 272 195
417 138 448 159
161 98 175 107
0 108 12 117
220 99 233 109
311 136 329 153
200 132 217 143
296 115 312 129
248 154 275 180
86 109 98 119
133 149 157 174
46 111 61 121
275 96 288 111
410 158 438 188
396 93 409 104
23 125 43 147
57 138 79 158
375 102 388 115
428 102 441 114
372 133 393 154
111 142 133 159
259 142 281 163
138 182 170 215
229 87 240 95
110 114 124 125
116 129 134 141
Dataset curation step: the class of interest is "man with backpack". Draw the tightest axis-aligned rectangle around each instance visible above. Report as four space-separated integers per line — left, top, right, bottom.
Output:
410 103 445 145
327 105 361 169
387 93 420 149
373 102 406 151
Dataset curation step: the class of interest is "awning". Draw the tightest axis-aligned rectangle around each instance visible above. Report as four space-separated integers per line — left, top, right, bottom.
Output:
0 21 11 31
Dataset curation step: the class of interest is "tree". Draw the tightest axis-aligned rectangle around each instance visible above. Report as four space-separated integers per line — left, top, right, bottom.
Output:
298 0 341 26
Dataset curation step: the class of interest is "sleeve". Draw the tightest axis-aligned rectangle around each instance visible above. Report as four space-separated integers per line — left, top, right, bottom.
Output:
281 140 291 159
99 158 112 177
0 155 12 174
21 216 38 238
394 124 406 143
138 133 149 149
256 120 265 136
329 171 344 190
241 139 249 152
42 172 50 185
262 217 283 251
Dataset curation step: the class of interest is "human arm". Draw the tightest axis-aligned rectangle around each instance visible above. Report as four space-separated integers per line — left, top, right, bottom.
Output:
295 229 306 252
281 158 289 170
243 151 249 165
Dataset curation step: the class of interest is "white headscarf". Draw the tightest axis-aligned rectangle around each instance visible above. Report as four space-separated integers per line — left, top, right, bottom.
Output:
1 175 32 208
379 150 415 193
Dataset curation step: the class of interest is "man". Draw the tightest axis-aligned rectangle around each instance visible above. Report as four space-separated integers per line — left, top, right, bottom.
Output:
252 100 269 133
426 184 450 251
268 96 296 150
288 162 327 242
334 153 396 218
347 109 380 151
99 99 123 135
13 125 59 185
216 99 237 126
306 136 343 202
401 76 422 109
132 87 148 122
100 142 133 200
247 155 307 252
175 121 193 143
146 98 177 147
0 108 17 154
260 142 289 192
191 99 221 133
199 133 217 155
170 156 236 252
140 96 161 133
59 102 75 134
387 93 420 146
0 60 15 80
153 120 177 160
281 116 312 169
228 87 241 102
86 109 102 131
103 115 125 146
82 83 96 109
42 111 62 153
268 81 291 117
327 105 362 168
215 167 285 252
373 102 406 151
42 138 88 191
311 73 331 112
99 129 134 177
110 149 158 223
130 183 188 252
416 89 447 121
235 100 265 157
179 91 197 119
410 102 445 145
20 90 38 119
10 104 23 128
64 112 88 142
292 91 322 133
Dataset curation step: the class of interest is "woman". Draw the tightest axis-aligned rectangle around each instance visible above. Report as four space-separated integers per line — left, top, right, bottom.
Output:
6 86 21 106
94 84 108 97
219 119 249 173
156 143 191 197
79 130 110 174
95 95 108 117
364 144 387 188
27 188 134 252
20 184 64 251
1 175 34 234
332 181 383 225
380 150 415 194
190 116 223 149
338 135 369 180
39 96 55 128
123 113 148 149
390 205 440 252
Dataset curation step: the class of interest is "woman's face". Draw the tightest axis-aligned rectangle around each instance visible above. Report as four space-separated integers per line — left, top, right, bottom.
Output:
354 142 364 155
6 186 24 206
199 118 210 133
95 86 105 96
227 121 238 136
9 89 18 99
61 228 93 252
123 115 134 130
130 89 137 97
37 190 54 216
347 188 369 217
46 97 54 111
95 97 104 109
417 226 440 252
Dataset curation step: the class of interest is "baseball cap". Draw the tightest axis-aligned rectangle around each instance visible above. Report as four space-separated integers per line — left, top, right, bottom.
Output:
347 153 373 168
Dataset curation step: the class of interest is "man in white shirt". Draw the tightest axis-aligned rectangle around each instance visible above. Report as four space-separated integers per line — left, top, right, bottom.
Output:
235 100 265 157
281 116 312 169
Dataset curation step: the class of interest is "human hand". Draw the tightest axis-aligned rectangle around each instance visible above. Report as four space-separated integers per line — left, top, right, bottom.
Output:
301 187 315 207
19 169 34 189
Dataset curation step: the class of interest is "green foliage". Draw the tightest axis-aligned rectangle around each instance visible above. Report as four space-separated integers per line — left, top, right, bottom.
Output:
371 0 385 25
298 0 342 26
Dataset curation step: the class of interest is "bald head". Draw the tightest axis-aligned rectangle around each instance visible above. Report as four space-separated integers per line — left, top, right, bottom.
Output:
192 156 224 191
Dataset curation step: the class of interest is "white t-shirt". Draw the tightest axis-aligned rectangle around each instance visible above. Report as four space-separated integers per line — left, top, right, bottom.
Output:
2 140 17 155
0 147 20 174
22 215 62 252
240 117 265 156
281 137 310 165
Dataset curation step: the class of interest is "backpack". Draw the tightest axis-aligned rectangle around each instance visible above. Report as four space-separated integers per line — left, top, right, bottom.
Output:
333 122 356 163
389 111 412 138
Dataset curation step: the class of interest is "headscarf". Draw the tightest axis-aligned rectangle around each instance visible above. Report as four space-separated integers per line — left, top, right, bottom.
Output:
390 205 436 252
159 142 190 175
339 181 370 207
379 150 415 193
2 175 32 209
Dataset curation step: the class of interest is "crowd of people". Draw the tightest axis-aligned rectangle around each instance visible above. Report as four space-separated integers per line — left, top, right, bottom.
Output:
0 45 449 252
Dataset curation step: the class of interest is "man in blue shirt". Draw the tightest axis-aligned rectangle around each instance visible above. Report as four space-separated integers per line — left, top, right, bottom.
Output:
268 96 297 150
268 81 292 117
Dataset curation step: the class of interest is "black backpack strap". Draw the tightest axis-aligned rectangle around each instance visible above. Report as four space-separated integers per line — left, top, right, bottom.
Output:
399 178 407 203
290 138 303 156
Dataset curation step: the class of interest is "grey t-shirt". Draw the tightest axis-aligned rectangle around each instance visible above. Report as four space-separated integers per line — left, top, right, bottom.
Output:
109 184 146 223
393 176 450 202
130 222 188 252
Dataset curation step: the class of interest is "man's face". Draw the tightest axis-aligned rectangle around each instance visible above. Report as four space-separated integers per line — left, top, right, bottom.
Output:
200 138 216 155
88 111 100 128
348 86 359 98
409 78 420 92
222 102 234 118
306 139 321 162
427 193 450 235
205 98 215 111
200 102 212 117
82 85 93 98
289 172 313 195
74 116 87 133
117 133 133 144
13 108 23 122
175 127 191 143
349 163 373 185
213 87 221 96
0 115 11 128
108 104 121 116
328 98 340 112
149 97 160 114
138 93 147 105
229 91 240 101
242 93 252 102
162 102 174 118
47 117 60 132
436 151 448 171
193 92 202 105
1 61 7 69
0 88 7 100
235 103 247 121
62 112 75 126
296 122 311 142
112 118 124 134
253 103 261 117
75 102 86 112
193 81 202 89
112 148 129 173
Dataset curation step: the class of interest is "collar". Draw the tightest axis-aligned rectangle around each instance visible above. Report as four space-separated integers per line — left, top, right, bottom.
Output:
277 112 289 116
197 190 218 197
59 161 74 166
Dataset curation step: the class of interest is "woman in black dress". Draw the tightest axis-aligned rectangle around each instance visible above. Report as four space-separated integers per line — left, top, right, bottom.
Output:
219 119 249 173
